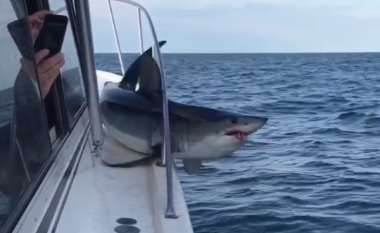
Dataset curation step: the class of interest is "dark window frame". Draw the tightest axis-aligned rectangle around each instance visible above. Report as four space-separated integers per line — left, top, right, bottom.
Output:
62 0 88 123
25 0 70 138
43 0 88 128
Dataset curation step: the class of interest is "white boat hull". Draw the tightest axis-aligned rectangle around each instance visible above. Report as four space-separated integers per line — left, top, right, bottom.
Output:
12 71 194 233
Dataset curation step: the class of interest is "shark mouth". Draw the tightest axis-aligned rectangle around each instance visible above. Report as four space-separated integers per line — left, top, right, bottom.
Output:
225 130 248 140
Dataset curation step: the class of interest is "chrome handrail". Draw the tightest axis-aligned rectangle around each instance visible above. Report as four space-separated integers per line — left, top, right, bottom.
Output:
135 8 143 91
53 6 66 14
109 0 177 219
137 8 144 54
75 0 104 149
106 0 125 74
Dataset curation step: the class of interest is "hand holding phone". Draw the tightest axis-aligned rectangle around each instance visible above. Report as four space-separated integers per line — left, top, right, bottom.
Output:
7 11 68 98
19 49 65 98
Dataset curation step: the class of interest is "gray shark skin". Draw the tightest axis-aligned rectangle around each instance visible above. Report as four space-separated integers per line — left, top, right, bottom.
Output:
100 41 268 174
100 98 267 174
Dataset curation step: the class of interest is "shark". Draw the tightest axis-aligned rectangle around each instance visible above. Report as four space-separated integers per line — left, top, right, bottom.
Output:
99 41 268 174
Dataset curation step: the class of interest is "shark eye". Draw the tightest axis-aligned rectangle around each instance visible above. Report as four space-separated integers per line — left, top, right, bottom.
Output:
231 118 238 124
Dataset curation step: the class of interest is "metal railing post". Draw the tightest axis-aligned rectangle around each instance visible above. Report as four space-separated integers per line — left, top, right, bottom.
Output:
135 8 143 91
75 0 104 149
137 8 144 54
114 0 177 219
106 0 125 74
53 6 66 14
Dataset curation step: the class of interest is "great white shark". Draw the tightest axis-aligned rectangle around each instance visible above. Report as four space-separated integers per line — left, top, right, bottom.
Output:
99 41 268 174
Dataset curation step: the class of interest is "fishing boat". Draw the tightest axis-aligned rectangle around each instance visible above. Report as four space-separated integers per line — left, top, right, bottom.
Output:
0 0 194 232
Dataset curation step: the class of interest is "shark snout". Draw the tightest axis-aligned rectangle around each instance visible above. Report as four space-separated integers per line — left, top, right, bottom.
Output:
234 116 268 135
248 116 268 133
223 115 267 141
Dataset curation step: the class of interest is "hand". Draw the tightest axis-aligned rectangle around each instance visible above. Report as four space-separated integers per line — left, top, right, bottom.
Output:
28 10 51 42
20 49 65 98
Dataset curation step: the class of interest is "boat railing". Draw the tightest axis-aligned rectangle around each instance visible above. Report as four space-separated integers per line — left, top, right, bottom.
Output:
75 0 104 151
86 0 177 218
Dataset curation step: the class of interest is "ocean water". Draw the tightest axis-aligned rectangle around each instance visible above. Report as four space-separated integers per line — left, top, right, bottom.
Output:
96 53 380 233
0 53 379 232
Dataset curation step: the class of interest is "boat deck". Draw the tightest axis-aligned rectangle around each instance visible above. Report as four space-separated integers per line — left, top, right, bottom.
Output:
56 135 193 233
13 109 193 233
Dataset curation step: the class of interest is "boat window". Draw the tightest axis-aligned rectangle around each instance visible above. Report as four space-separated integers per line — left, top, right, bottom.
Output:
50 3 86 127
24 2 68 146
0 1 52 229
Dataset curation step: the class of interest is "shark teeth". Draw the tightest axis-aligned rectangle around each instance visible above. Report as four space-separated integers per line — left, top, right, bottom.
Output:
225 130 248 140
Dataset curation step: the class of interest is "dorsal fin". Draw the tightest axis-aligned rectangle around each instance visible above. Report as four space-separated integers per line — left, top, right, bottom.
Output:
134 51 163 101
119 40 167 91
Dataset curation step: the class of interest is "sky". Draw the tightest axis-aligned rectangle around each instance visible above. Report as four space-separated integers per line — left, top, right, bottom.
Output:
88 0 380 53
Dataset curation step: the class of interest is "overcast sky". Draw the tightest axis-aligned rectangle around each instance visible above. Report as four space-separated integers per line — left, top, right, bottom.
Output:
0 1 379 91
88 0 380 53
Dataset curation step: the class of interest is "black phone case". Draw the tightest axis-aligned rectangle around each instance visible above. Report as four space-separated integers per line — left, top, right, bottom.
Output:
34 14 69 58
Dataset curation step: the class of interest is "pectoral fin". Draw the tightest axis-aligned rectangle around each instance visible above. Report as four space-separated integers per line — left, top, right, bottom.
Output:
182 159 202 175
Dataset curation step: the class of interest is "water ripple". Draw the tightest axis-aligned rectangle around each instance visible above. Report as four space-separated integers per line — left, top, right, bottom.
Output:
96 53 380 233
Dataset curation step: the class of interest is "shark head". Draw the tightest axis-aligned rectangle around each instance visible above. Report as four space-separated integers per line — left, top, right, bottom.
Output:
172 114 268 159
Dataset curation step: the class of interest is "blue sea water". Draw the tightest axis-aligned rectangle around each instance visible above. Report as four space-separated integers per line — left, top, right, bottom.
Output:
0 53 379 232
97 53 380 233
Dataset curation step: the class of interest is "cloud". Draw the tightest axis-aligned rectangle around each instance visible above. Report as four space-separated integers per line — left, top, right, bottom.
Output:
89 0 380 53
91 0 380 10
340 7 380 19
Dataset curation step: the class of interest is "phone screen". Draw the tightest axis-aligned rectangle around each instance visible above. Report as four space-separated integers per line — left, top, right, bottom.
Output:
34 14 69 58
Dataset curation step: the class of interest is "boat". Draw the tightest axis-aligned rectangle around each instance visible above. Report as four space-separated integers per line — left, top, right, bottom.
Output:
0 0 194 232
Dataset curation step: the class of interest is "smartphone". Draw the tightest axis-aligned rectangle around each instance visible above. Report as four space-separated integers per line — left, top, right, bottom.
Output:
7 17 34 60
34 14 69 58
7 14 69 59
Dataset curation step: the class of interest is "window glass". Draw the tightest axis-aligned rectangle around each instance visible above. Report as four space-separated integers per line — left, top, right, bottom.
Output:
0 1 52 228
53 4 86 125
48 0 64 12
